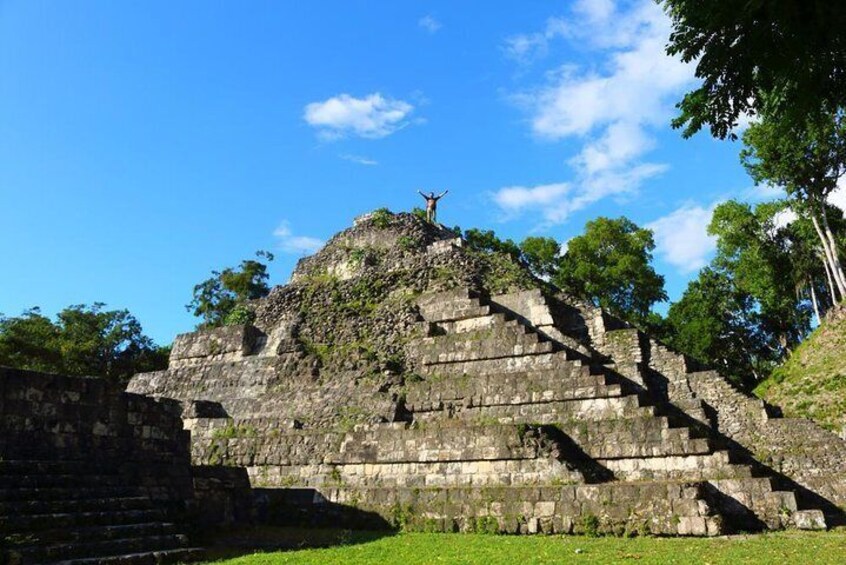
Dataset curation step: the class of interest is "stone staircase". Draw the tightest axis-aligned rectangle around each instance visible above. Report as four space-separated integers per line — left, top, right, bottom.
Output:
175 287 828 535
0 460 202 565
404 288 826 532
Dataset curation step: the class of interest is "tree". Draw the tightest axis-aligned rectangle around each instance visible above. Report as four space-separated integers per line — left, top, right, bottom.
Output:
463 229 521 259
0 304 168 383
664 268 772 389
187 251 275 328
519 236 561 280
740 110 846 302
708 200 811 352
555 217 667 326
0 308 63 374
661 0 846 139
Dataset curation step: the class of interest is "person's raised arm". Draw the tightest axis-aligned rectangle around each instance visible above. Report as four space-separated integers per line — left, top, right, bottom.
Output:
437 189 449 199
418 190 428 200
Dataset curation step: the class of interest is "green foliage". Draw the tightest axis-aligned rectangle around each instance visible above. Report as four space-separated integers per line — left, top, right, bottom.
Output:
664 268 773 389
580 513 601 537
741 110 846 206
0 304 167 383
411 207 428 221
370 208 394 229
397 235 418 251
211 421 258 439
187 251 274 328
709 200 812 352
661 0 846 139
756 310 846 432
519 236 561 280
390 503 414 531
555 217 667 326
463 229 521 259
472 516 500 535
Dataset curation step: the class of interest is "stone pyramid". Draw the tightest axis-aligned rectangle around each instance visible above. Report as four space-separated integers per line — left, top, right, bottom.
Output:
128 210 846 535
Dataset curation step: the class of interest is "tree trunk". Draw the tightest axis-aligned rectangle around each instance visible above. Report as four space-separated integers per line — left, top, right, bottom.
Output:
809 277 822 324
822 251 840 305
820 205 846 292
811 212 846 300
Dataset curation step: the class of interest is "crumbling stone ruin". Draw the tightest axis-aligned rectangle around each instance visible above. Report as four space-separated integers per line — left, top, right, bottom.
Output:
124 210 846 536
6 209 846 564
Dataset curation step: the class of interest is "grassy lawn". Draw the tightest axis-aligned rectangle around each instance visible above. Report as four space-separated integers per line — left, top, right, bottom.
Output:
204 528 846 564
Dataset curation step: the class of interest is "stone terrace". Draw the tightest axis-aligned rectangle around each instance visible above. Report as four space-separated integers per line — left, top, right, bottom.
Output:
126 213 845 536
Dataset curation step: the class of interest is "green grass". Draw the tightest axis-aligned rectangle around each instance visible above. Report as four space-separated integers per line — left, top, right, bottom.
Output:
204 528 846 565
755 309 846 432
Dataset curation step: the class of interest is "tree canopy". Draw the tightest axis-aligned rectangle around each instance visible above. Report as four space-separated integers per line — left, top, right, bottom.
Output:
555 217 667 326
741 109 846 302
0 304 167 383
661 0 846 139
187 251 275 328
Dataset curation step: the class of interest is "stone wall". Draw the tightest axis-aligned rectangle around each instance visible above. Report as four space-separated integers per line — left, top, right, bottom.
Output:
0 366 193 504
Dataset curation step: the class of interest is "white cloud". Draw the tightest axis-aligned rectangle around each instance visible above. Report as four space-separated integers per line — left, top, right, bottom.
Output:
502 17 568 64
772 208 798 230
745 183 784 202
303 93 414 140
497 1 696 224
647 203 718 273
493 182 571 212
340 154 378 166
273 222 324 254
418 15 441 34
832 179 846 212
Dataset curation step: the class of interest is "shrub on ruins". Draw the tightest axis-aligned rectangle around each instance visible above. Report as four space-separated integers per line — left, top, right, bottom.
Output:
187 250 274 328
0 304 168 383
554 217 667 327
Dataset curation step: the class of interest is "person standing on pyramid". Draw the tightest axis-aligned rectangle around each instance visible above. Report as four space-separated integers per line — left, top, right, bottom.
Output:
418 189 449 223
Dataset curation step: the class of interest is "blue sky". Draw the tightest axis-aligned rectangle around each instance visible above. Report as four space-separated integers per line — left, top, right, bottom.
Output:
0 1 791 344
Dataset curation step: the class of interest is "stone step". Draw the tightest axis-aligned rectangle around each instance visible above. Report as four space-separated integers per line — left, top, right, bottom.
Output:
0 496 154 516
434 312 524 335
270 482 724 536
420 350 583 376
406 379 624 413
0 486 140 502
1 509 166 533
406 366 609 411
247 457 582 489
0 473 124 489
707 477 807 531
417 336 556 366
12 534 190 563
579 431 711 460
43 547 205 565
0 460 112 475
791 509 827 530
600 451 754 481
419 300 491 323
4 522 181 545
451 394 656 424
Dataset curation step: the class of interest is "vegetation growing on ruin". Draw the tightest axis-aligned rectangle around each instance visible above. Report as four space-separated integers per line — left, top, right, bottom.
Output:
756 310 846 432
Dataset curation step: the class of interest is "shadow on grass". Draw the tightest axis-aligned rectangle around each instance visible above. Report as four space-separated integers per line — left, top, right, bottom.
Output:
200 489 396 561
